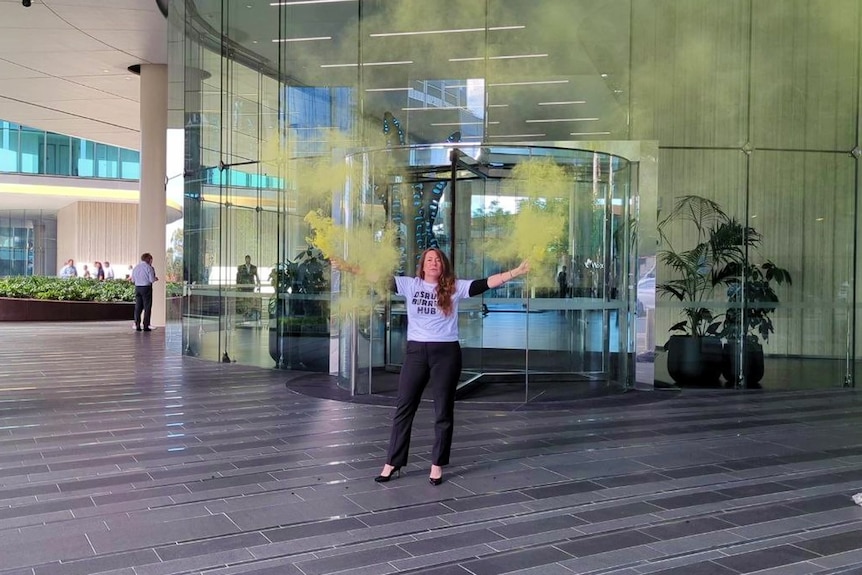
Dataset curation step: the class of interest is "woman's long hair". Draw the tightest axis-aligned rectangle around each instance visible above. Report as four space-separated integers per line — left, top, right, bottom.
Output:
417 248 456 316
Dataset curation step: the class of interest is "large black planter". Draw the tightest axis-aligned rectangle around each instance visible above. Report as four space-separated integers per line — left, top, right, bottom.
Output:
721 340 765 387
666 335 723 386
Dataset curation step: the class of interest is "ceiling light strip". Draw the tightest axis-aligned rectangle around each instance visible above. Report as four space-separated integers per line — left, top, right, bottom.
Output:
570 131 611 136
538 100 586 105
487 133 546 139
370 25 524 37
270 0 356 5
525 117 599 123
489 80 569 87
449 53 547 62
430 121 499 126
321 60 413 68
272 36 332 42
402 106 466 111
365 87 411 92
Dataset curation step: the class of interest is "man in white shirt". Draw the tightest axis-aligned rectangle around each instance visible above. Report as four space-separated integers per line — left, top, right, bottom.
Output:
131 253 158 332
103 261 115 280
59 259 77 278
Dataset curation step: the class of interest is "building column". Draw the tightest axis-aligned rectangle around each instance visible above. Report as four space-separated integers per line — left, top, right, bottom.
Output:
138 64 168 326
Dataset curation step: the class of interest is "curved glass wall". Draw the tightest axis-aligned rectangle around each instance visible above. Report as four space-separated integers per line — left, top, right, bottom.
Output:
339 144 634 399
172 0 862 393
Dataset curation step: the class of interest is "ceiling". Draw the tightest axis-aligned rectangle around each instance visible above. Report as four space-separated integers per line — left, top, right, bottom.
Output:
0 0 632 150
189 0 632 145
0 0 167 150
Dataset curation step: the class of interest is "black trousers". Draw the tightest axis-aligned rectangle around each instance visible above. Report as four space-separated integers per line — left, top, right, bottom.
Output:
134 285 153 328
386 341 462 467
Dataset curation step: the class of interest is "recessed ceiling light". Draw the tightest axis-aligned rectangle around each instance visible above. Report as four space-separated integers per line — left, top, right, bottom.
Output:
270 0 356 5
487 133 545 139
538 101 586 106
526 117 599 123
430 121 499 126
402 106 465 111
272 36 332 42
488 104 508 108
601 73 609 78
370 25 524 37
365 87 411 92
449 53 547 62
569 131 611 136
320 60 412 68
489 80 569 87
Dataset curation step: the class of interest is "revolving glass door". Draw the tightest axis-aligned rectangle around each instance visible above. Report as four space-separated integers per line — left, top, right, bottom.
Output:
340 144 634 403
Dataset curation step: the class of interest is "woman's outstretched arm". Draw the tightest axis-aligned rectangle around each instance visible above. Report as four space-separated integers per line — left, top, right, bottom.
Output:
487 260 530 289
469 261 530 296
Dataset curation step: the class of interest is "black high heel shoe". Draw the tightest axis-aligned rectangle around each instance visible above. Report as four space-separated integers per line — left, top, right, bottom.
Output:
429 475 443 486
374 466 401 483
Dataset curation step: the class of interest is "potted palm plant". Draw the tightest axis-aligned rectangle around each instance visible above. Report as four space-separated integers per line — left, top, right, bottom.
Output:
718 259 792 387
657 196 758 386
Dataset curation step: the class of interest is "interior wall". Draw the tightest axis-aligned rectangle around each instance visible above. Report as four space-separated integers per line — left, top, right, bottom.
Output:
57 201 139 274
631 0 860 364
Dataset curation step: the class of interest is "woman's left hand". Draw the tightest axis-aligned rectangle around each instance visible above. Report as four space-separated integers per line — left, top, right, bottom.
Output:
513 260 530 277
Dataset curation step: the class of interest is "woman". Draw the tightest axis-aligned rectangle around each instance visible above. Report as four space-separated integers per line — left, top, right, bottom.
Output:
93 261 105 281
376 248 529 485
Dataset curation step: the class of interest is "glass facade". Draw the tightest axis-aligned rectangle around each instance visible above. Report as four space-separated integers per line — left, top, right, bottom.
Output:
171 0 862 395
0 211 57 277
0 120 141 179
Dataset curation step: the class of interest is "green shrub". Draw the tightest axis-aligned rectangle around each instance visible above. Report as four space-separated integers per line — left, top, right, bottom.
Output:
0 277 183 302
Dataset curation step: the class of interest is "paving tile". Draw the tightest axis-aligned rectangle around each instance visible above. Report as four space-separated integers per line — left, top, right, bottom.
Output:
521 480 604 500
575 501 664 523
32 549 160 575
649 490 733 510
714 544 820 573
795 528 862 556
640 516 735 540
720 504 801 526
459 546 572 575
263 517 366 542
155 532 269 561
557 530 659 557
88 514 239 554
400 528 503 555
490 514 585 538
786 494 851 514
596 472 671 488
442 491 534 512
716 482 794 499
647 561 738 575
294 545 410 575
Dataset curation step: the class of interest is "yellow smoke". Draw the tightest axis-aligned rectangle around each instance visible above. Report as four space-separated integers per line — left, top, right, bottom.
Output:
305 210 400 317
485 158 569 289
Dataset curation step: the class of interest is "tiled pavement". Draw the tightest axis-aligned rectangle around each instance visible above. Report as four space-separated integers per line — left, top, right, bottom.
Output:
3 324 862 574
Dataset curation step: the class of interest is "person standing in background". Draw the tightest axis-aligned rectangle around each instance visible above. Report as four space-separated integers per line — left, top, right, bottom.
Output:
131 253 158 332
557 266 568 298
103 261 115 280
82 264 91 279
93 261 105 281
59 259 77 278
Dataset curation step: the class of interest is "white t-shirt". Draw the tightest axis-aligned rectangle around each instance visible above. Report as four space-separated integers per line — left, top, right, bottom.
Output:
395 276 473 342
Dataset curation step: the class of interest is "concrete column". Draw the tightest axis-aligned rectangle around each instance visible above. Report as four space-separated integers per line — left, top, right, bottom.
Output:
138 64 168 326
